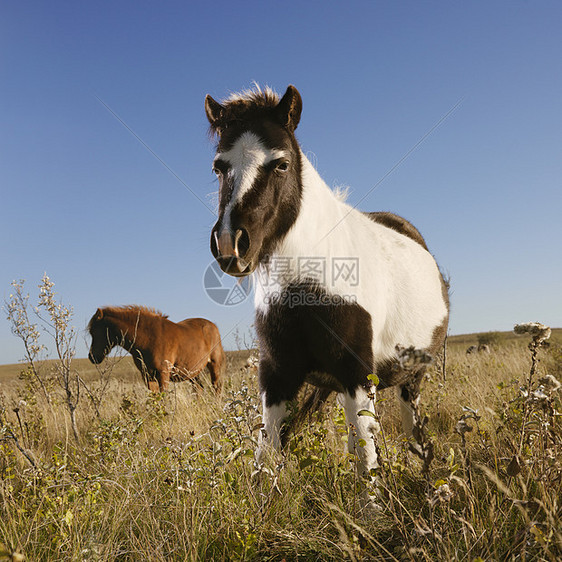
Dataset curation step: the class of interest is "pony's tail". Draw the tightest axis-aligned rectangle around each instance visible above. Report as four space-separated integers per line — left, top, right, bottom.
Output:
281 387 333 447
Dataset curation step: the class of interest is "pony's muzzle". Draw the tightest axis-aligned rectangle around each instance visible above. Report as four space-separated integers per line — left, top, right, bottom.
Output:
212 228 251 276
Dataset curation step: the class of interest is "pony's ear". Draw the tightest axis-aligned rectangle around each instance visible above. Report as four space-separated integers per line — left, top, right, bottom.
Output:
205 95 224 129
95 308 103 321
274 85 302 132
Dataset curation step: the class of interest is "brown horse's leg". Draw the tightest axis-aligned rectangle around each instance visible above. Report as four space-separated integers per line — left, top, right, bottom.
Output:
147 379 160 393
158 364 171 392
132 353 150 390
207 361 220 391
189 373 204 393
208 348 225 392
201 324 225 393
132 352 161 392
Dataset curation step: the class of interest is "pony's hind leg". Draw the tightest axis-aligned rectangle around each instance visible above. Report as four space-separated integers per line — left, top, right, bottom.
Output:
398 373 434 472
397 382 421 439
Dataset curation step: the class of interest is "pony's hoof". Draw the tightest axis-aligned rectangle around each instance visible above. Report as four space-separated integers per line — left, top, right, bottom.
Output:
360 493 384 514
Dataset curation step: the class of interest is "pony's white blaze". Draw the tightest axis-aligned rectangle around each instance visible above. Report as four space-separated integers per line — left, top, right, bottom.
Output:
254 152 448 362
215 131 286 233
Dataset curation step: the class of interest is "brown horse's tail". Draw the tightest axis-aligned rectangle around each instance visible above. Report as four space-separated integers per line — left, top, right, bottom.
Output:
281 387 333 447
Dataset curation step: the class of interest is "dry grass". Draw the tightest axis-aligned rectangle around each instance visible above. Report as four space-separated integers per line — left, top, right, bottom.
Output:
0 333 561 561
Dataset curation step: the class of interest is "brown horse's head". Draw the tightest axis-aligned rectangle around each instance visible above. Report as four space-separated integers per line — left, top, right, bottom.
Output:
205 85 303 277
87 308 117 363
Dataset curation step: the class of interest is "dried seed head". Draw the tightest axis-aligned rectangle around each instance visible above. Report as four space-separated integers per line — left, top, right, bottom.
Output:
514 322 551 344
395 345 433 370
429 482 454 506
539 374 561 392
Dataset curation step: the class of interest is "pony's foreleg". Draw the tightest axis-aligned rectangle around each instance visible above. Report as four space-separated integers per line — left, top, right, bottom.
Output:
256 397 289 464
255 357 303 465
342 386 381 505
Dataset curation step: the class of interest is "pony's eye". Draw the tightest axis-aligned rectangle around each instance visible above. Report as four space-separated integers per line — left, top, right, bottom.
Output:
276 161 289 172
212 167 221 176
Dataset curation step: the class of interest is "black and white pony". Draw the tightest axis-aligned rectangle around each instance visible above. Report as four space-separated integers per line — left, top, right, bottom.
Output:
205 85 449 500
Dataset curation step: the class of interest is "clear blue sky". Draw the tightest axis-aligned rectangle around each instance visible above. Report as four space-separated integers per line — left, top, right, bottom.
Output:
1 1 561 365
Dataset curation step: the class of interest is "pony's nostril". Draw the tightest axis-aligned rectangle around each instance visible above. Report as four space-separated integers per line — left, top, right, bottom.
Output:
235 228 250 258
215 230 236 257
211 230 220 258
213 228 250 259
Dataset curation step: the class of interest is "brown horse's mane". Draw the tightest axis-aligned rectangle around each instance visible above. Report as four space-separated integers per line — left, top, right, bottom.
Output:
107 305 168 319
88 305 168 332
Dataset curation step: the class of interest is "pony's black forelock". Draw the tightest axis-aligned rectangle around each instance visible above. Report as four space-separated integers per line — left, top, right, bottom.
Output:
207 85 281 138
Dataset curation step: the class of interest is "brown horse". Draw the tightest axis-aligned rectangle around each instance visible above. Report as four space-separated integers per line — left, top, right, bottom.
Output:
87 306 225 392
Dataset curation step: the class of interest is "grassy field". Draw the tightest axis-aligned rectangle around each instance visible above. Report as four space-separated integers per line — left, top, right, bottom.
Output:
1 330 561 561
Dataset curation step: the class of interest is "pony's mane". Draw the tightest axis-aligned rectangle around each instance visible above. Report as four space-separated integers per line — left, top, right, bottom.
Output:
109 305 168 319
208 84 280 136
225 84 279 106
332 184 350 203
89 305 168 331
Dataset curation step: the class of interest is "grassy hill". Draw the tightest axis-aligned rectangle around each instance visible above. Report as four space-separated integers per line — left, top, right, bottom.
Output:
2 328 559 381
0 350 254 386
447 327 562 347
0 332 560 560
